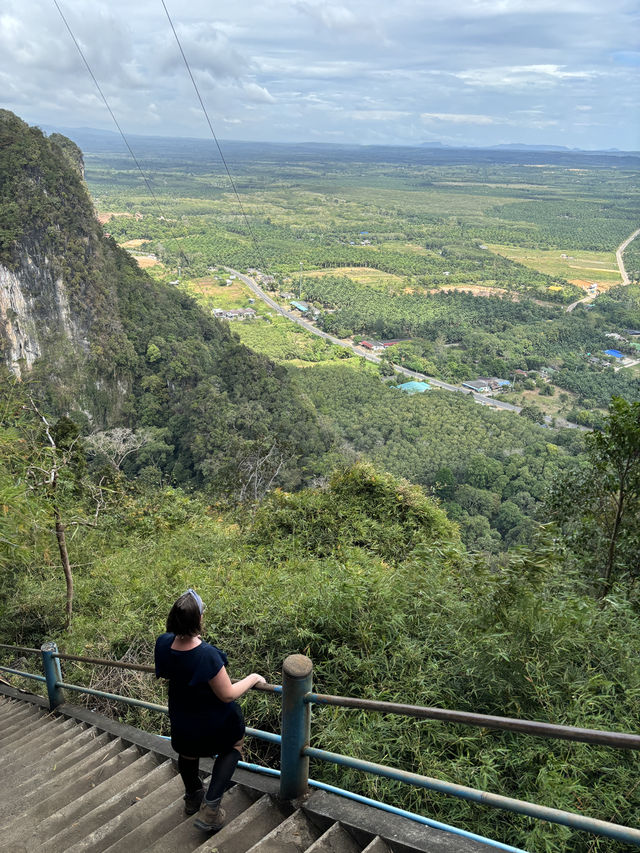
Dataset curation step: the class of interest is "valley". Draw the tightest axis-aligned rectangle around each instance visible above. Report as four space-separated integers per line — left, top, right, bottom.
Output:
1 115 639 852
76 136 640 556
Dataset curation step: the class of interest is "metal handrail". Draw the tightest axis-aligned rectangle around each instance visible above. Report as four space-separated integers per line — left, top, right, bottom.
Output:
306 691 640 750
303 745 640 847
49 651 282 694
53 652 155 673
0 643 41 655
3 646 634 748
0 665 46 683
1 643 638 848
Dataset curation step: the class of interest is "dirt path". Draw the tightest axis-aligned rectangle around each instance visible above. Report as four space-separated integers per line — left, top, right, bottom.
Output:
566 294 596 313
616 227 640 285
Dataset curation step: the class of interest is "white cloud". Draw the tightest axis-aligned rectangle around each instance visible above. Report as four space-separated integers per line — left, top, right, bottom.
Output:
348 110 411 121
455 64 600 89
242 82 276 104
294 2 359 31
0 0 636 149
156 23 245 80
421 112 496 125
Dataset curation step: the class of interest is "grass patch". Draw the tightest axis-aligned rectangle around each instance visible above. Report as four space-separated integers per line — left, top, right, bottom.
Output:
486 244 622 287
303 266 406 290
233 315 357 365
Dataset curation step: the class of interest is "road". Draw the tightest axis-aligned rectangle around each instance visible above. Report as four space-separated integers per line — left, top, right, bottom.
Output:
566 294 596 313
230 268 518 405
226 268 593 428
616 227 640 286
565 227 639 312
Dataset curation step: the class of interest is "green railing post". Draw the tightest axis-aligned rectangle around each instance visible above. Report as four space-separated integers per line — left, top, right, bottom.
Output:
280 653 313 801
41 642 64 710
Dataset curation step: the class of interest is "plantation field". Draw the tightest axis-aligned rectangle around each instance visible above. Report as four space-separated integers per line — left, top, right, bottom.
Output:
486 244 622 288
302 266 405 290
182 275 257 310
84 140 640 427
234 316 359 365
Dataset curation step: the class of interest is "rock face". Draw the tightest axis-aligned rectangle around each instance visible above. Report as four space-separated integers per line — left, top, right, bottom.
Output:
0 110 117 399
0 110 330 488
0 244 88 377
0 264 41 374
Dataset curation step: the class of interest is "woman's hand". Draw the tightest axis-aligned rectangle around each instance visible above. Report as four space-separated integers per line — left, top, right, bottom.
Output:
209 668 267 702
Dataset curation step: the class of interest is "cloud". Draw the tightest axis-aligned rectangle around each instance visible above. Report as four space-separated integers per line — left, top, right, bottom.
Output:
348 110 411 121
421 112 496 125
0 0 636 150
455 64 600 89
294 1 358 31
293 0 385 41
156 22 245 80
242 82 276 104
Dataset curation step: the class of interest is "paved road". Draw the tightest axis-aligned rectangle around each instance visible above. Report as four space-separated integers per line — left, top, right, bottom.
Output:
228 267 589 429
616 227 640 286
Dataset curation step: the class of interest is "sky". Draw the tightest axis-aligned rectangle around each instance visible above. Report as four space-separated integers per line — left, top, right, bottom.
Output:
1 0 639 150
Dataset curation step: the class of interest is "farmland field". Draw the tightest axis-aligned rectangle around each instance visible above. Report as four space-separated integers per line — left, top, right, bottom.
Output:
82 136 639 432
485 244 622 288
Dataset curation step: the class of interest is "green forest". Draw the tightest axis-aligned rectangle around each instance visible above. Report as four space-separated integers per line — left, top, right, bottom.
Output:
1 113 640 852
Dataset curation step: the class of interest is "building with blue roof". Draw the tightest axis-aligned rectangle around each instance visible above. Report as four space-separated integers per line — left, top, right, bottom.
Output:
395 381 430 394
604 349 624 359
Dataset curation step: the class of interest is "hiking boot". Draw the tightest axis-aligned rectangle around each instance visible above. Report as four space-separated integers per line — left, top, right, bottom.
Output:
194 798 225 832
183 787 204 815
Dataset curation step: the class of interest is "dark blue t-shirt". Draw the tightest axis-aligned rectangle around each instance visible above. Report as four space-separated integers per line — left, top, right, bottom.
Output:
155 633 227 712
154 633 244 754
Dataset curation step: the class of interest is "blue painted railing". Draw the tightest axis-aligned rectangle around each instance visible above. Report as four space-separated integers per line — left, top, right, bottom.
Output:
0 643 638 849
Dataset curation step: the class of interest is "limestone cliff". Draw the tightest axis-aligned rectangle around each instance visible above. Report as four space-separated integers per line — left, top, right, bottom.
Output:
0 111 118 388
0 110 330 487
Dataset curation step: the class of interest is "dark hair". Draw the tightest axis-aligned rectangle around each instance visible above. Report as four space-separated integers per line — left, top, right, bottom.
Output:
166 593 202 636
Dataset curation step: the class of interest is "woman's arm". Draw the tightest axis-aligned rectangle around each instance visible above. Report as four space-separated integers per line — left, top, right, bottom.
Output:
209 666 266 703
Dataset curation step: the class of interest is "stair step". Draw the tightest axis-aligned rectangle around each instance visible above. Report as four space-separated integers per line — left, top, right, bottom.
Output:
63 771 187 853
44 756 175 853
244 807 321 853
0 708 60 746
1 740 137 838
0 697 46 717
143 783 259 853
99 779 196 853
191 794 291 853
1 716 78 767
361 838 392 853
0 716 78 767
0 701 40 724
2 730 113 812
8 726 108 791
2 729 108 811
28 748 157 845
305 821 363 853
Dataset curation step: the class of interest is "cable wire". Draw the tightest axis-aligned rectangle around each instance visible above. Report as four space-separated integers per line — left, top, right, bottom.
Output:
52 0 190 271
160 0 270 273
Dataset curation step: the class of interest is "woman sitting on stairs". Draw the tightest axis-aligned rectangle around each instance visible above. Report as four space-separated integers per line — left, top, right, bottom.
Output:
154 589 266 833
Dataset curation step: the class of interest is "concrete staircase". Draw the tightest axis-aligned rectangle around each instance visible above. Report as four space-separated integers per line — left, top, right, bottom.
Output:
0 686 492 853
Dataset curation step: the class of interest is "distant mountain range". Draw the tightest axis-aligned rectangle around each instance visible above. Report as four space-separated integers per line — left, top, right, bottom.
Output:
40 125 636 159
421 141 626 153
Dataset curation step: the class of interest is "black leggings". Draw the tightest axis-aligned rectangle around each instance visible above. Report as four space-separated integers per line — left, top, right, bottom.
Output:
178 736 244 802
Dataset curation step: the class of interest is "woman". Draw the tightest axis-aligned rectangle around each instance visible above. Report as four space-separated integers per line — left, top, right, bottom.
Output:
154 589 266 833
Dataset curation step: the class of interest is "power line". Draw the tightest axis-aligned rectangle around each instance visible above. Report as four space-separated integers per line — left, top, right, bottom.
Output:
52 0 190 272
160 0 270 274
